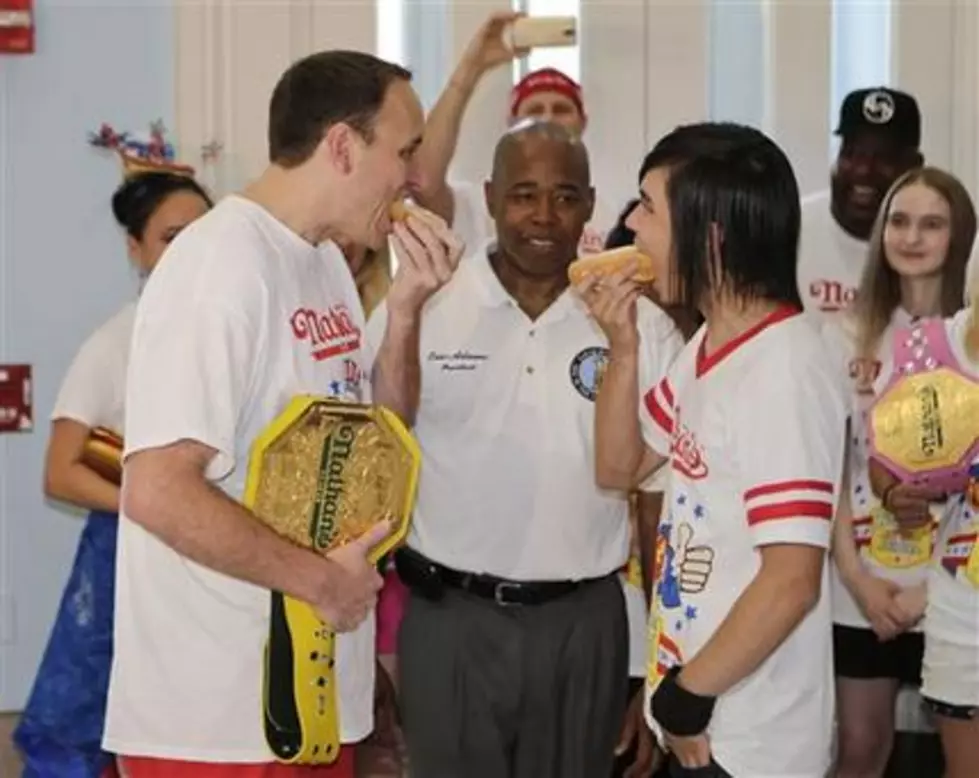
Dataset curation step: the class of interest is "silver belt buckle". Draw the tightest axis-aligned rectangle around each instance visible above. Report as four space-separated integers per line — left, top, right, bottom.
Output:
493 581 521 607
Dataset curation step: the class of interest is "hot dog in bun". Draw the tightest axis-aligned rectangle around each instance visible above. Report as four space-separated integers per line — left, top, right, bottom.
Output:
568 245 655 286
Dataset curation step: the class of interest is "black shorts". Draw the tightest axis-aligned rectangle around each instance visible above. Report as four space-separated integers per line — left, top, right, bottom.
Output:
922 695 979 721
833 624 924 686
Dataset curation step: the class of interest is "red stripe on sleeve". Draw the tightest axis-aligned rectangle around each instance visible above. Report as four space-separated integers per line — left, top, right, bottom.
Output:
747 500 834 525
744 479 833 502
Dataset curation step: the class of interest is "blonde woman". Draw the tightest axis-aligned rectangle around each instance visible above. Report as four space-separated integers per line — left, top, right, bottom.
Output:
831 167 974 777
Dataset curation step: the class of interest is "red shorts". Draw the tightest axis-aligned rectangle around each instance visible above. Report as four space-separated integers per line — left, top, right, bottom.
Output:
117 749 355 778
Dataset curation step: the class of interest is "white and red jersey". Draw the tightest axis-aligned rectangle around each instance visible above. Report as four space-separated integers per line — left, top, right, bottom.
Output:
640 307 846 778
827 310 939 630
798 191 866 319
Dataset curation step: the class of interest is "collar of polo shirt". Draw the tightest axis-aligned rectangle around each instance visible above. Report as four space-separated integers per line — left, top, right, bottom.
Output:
469 240 583 324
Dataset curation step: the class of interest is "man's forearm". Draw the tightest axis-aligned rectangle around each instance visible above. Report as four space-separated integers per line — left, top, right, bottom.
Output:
412 57 483 223
678 553 823 697
124 459 330 606
595 346 645 489
371 310 422 427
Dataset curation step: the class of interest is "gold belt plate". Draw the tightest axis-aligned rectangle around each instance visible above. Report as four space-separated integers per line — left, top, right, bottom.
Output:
870 367 979 474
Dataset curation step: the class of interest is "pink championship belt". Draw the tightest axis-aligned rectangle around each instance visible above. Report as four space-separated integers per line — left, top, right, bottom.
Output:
868 318 979 493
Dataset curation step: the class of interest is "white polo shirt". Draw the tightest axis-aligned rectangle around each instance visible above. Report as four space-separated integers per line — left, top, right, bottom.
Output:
798 191 867 319
52 301 136 436
367 241 682 582
104 196 375 762
450 182 616 259
641 308 845 778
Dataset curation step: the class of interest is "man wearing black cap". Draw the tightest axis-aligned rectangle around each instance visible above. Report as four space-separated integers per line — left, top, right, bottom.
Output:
798 86 923 316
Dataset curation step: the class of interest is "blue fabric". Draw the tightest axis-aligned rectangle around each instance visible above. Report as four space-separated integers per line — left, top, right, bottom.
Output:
13 511 118 778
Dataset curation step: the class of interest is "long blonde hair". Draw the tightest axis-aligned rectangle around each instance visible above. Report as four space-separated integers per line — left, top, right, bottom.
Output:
852 167 976 361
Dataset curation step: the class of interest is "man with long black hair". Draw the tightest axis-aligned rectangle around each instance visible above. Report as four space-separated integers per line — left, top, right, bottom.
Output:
577 122 847 778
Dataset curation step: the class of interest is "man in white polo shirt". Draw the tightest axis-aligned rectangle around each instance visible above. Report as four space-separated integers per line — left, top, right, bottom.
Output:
410 11 615 255
367 120 682 777
103 51 463 778
799 87 923 318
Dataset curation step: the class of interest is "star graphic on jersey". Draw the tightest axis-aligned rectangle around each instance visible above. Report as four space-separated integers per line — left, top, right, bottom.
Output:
675 620 684 632
677 494 688 506
685 605 698 621
693 504 705 519
329 380 342 395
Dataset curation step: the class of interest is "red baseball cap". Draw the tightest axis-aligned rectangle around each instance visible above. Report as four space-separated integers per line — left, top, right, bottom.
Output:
509 68 585 120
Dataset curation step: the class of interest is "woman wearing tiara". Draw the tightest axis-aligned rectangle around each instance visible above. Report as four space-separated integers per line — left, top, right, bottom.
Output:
14 152 212 778
830 166 974 778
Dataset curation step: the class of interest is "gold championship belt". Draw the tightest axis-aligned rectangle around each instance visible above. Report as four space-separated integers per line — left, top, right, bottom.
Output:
242 396 420 765
81 427 123 485
869 319 979 494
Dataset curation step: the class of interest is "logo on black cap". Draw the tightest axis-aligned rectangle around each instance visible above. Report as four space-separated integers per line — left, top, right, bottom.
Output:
862 90 895 125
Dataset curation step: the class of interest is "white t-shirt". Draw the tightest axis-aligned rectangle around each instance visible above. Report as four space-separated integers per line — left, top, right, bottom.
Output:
641 308 845 778
104 196 375 762
827 310 938 630
928 309 979 652
51 301 136 435
798 191 867 318
367 242 682 583
450 181 615 259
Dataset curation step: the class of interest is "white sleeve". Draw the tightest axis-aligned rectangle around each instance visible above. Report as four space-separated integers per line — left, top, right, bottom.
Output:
51 326 122 430
123 291 262 484
947 306 979 372
738 351 846 549
636 305 684 484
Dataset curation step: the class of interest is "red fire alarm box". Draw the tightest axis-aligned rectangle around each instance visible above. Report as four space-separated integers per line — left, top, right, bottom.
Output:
0 0 34 55
0 364 32 432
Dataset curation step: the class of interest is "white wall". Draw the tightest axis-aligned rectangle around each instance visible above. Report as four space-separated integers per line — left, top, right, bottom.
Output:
0 0 173 710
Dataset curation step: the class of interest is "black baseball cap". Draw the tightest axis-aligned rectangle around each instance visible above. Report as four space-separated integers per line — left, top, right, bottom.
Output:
834 87 921 148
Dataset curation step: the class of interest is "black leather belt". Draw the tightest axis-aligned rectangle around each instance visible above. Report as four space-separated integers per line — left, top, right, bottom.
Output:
394 546 607 606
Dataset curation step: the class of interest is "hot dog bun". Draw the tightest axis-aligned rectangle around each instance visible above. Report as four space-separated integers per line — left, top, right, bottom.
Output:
568 246 655 286
82 426 124 485
390 201 411 222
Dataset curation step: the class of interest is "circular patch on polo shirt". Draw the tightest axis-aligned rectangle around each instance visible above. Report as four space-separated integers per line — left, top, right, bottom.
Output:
570 346 609 401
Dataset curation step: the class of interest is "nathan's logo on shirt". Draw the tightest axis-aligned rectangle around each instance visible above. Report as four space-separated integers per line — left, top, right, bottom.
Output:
670 413 708 480
290 305 361 362
569 346 608 401
809 279 857 312
427 350 489 372
849 357 882 395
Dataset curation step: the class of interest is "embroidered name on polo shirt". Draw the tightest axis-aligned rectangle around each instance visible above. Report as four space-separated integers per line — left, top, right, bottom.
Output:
427 350 489 371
